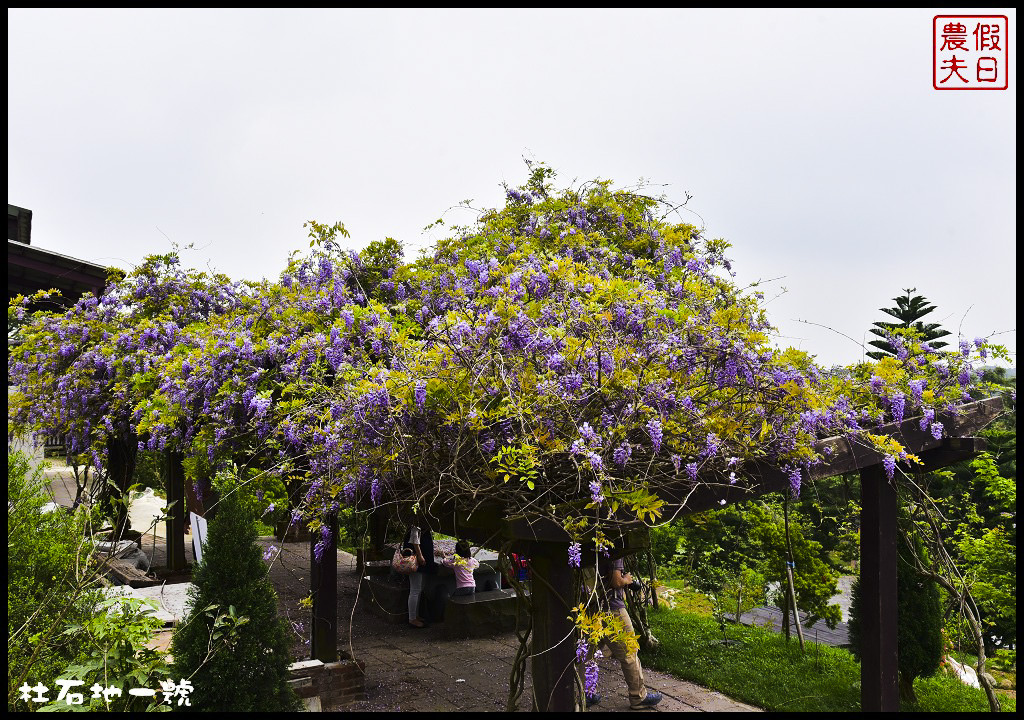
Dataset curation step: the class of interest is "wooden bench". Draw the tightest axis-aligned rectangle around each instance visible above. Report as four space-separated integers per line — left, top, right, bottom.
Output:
442 587 529 638
98 556 162 588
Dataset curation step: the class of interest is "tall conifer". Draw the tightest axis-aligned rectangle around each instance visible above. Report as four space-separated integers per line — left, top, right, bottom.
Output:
866 288 951 360
170 492 300 711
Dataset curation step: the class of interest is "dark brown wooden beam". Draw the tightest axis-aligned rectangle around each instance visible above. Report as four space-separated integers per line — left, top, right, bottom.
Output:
809 397 1001 480
913 437 987 472
860 464 899 711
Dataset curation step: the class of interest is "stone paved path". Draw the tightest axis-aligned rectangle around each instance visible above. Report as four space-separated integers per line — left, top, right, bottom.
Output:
114 524 761 712
260 541 760 713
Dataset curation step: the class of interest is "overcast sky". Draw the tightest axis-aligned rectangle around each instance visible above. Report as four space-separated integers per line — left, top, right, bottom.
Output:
8 8 1016 368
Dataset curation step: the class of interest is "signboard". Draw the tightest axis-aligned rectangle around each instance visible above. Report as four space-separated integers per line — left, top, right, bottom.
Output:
190 512 208 565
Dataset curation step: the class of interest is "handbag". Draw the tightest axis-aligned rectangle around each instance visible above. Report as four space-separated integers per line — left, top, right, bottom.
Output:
392 547 419 575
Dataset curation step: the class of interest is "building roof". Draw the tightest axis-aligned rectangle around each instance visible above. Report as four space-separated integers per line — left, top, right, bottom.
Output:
8 239 109 302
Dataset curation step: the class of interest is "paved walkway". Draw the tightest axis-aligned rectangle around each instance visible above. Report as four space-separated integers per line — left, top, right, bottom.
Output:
268 541 759 712
134 531 758 711
737 606 850 647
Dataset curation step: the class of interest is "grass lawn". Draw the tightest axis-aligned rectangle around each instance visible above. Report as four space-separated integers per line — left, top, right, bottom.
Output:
642 605 1016 712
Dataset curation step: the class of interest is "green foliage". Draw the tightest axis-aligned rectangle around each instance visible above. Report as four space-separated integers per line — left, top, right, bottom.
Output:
866 288 951 360
8 450 171 712
42 597 172 711
211 465 289 532
645 606 1015 712
649 521 688 578
8 451 93 708
955 520 1016 653
170 491 299 712
848 530 943 703
746 502 842 630
665 499 841 630
492 442 539 491
697 565 766 644
794 472 861 568
134 450 165 494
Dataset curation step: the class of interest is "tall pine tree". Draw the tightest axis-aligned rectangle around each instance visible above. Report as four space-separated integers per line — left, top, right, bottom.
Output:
170 492 300 711
866 288 951 360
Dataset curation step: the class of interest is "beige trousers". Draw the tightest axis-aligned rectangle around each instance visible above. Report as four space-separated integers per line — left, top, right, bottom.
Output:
578 607 648 704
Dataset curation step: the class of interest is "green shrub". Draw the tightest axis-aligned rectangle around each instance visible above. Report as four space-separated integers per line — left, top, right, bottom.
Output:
8 450 171 712
8 451 94 707
170 491 300 711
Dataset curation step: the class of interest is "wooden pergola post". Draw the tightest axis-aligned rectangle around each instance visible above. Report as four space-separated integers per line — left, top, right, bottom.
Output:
859 464 899 711
528 545 577 713
163 450 187 572
310 513 339 662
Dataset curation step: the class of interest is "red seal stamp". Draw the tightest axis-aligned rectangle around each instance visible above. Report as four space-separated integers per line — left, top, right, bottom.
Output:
934 15 1008 90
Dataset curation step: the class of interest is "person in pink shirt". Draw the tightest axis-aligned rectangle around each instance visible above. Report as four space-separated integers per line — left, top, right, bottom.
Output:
442 540 480 596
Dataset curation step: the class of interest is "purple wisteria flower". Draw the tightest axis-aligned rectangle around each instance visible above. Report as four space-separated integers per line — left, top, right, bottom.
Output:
909 378 926 404
686 462 699 481
584 660 600 695
870 375 884 393
589 480 605 505
704 433 719 458
788 467 801 497
613 442 632 466
313 525 332 563
919 408 935 432
883 455 896 480
249 395 272 417
890 392 906 425
263 545 279 562
647 418 663 453
568 542 582 568
414 380 427 411
930 422 944 440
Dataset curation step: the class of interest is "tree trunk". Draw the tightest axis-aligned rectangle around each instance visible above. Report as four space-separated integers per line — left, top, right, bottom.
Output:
898 672 917 704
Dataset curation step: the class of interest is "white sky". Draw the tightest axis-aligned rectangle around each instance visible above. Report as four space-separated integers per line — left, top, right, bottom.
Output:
8 8 1016 368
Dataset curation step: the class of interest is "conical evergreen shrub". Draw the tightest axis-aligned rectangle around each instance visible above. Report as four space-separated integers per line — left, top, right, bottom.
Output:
170 492 300 711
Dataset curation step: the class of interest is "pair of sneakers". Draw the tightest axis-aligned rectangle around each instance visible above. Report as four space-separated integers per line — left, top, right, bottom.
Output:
585 691 663 710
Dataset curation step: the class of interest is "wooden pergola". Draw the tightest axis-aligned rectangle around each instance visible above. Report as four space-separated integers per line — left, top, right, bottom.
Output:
160 396 1001 712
